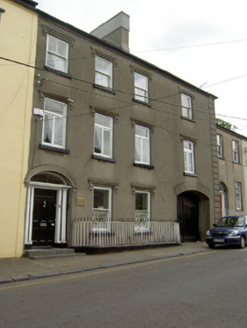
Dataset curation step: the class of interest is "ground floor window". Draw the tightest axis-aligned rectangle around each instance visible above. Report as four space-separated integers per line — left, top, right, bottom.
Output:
93 187 112 231
135 191 150 232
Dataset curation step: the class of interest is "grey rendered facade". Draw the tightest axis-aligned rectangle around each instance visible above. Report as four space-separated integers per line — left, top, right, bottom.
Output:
24 10 220 249
217 124 247 216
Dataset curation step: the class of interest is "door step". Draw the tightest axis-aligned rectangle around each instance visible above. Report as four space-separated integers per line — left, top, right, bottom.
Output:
24 248 77 259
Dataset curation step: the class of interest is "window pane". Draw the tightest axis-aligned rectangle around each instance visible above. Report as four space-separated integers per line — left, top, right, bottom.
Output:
184 141 191 150
135 137 141 161
135 72 148 89
95 56 112 88
48 35 57 52
43 114 52 144
134 72 148 102
94 189 109 209
95 114 111 128
54 117 63 146
136 125 148 137
94 114 112 157
142 138 150 163
43 98 66 148
46 98 64 115
135 87 146 102
181 94 192 118
47 53 56 70
57 40 67 57
103 130 111 156
46 35 68 73
94 127 102 153
136 193 148 210
95 72 109 88
184 141 194 173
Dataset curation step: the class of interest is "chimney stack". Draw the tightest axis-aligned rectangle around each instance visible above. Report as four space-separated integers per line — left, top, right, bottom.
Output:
90 12 130 52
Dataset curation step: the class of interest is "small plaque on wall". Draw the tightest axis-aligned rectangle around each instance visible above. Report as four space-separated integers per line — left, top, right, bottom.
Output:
77 198 85 207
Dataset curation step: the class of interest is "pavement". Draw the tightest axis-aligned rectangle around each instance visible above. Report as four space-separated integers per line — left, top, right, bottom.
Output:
0 242 211 284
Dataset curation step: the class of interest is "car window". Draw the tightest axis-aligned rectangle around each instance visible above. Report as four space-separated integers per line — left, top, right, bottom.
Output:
236 217 244 227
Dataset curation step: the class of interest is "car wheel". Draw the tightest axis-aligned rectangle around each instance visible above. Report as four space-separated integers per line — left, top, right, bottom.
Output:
208 244 215 249
240 236 245 249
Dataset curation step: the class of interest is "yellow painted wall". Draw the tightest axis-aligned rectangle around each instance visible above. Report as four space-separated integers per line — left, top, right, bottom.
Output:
0 0 37 257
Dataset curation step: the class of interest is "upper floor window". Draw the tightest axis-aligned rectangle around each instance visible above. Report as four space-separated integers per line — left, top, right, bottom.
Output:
134 72 148 103
235 182 242 210
93 187 112 231
135 125 150 165
95 56 113 89
135 191 150 232
183 140 195 174
217 134 223 158
181 94 192 120
46 34 69 73
232 140 239 163
94 113 113 158
42 98 67 149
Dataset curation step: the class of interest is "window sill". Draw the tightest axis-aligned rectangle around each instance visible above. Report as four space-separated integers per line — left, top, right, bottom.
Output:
93 84 116 95
181 116 195 123
233 161 240 165
133 98 151 107
183 172 198 177
44 66 72 79
39 144 70 154
133 163 154 170
92 154 116 163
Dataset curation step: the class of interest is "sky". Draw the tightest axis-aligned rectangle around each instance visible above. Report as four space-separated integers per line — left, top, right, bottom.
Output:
37 0 247 135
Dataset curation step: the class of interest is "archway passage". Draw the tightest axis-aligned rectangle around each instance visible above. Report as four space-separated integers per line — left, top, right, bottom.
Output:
177 192 199 242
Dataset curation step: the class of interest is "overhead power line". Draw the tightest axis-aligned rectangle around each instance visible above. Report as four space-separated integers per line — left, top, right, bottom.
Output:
2 55 247 127
134 38 247 54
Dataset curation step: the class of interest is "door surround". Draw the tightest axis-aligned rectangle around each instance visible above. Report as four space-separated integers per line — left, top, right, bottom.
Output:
25 177 70 246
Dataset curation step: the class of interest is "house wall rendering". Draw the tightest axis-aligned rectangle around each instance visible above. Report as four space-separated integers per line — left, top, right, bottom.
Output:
217 125 247 216
24 10 220 249
0 0 38 257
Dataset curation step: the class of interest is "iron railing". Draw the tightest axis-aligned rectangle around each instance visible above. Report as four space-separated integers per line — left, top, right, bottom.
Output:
71 218 181 247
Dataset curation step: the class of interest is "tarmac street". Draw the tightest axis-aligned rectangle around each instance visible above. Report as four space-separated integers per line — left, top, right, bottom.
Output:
0 242 211 284
1 245 247 328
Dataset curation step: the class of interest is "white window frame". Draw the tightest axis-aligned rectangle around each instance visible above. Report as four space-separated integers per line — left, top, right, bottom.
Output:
183 140 195 174
95 55 113 89
135 125 150 165
181 94 192 119
46 34 69 73
217 134 223 158
42 98 67 149
94 113 113 158
92 187 112 231
232 140 239 163
135 191 150 232
235 182 242 210
134 72 149 103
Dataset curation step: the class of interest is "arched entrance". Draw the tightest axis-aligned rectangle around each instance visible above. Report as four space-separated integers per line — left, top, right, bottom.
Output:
175 182 210 242
24 171 73 247
177 192 199 242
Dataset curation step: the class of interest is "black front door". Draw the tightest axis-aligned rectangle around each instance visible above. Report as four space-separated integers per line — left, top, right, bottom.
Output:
177 193 199 242
32 189 57 246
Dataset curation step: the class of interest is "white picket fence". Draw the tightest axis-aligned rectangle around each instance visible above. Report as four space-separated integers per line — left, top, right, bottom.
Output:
71 219 181 247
